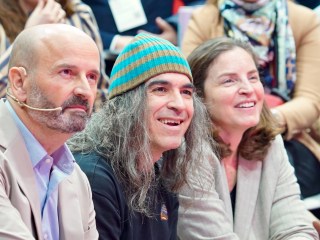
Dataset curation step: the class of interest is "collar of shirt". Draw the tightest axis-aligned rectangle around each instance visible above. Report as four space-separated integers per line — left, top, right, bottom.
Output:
5 101 74 173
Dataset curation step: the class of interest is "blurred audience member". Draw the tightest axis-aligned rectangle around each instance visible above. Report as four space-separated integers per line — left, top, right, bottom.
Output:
82 0 204 75
0 0 109 109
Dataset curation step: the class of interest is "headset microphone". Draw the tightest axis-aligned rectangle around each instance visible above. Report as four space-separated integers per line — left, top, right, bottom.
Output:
6 88 62 112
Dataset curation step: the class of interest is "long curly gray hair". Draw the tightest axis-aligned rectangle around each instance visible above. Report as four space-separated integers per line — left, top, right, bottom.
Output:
68 83 214 215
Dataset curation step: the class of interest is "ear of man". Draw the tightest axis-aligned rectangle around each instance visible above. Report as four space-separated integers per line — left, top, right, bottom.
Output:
8 66 29 103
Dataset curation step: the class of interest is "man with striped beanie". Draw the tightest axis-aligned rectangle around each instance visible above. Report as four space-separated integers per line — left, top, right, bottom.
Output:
70 33 212 239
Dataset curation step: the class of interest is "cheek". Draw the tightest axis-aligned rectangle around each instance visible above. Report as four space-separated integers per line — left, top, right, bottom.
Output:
204 98 219 121
188 101 195 118
205 91 230 111
146 101 159 127
146 99 159 117
255 83 265 100
91 86 98 99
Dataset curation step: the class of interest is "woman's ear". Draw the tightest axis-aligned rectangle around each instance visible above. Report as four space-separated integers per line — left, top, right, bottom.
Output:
8 67 28 103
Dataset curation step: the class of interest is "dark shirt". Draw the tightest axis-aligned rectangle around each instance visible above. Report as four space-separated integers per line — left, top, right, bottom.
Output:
74 152 179 240
230 184 236 217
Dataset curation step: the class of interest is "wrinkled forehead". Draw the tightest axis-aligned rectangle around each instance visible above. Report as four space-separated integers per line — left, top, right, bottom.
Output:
35 33 100 63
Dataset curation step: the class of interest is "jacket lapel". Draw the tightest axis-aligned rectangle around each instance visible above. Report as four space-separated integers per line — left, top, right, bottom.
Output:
234 157 262 240
0 100 42 239
219 162 236 222
58 174 83 240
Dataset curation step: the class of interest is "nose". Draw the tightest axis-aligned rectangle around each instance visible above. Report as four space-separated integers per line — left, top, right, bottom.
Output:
73 74 95 100
167 91 186 112
238 78 254 95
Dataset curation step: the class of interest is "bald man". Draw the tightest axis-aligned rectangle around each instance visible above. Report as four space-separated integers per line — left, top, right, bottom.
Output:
0 24 99 239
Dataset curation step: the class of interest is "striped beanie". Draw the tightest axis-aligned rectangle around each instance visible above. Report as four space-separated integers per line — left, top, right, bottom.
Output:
108 33 192 99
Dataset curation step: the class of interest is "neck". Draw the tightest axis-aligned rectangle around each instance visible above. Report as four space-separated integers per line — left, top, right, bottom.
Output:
137 150 162 172
150 145 163 165
223 153 238 192
218 128 244 192
13 104 71 155
218 128 244 153
152 153 162 164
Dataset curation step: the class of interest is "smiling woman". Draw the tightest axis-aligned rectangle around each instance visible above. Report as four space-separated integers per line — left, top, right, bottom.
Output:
182 0 320 204
177 37 319 239
203 47 264 137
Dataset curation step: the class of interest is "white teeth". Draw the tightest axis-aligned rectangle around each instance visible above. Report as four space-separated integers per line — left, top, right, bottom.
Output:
160 119 181 125
238 102 254 108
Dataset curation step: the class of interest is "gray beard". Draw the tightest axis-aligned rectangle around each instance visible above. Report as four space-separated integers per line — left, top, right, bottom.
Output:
26 82 90 134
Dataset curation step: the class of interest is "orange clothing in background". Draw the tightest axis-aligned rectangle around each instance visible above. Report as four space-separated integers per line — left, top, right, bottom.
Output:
173 0 185 13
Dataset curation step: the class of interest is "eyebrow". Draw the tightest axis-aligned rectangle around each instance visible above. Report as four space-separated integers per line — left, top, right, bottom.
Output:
218 69 259 78
146 79 195 89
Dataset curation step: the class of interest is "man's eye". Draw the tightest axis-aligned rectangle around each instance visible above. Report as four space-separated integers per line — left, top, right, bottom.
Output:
249 75 259 82
223 79 234 83
60 69 72 76
153 87 167 92
181 89 193 96
87 73 98 82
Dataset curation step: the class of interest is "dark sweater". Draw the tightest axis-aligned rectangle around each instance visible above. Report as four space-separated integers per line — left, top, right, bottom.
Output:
74 152 178 240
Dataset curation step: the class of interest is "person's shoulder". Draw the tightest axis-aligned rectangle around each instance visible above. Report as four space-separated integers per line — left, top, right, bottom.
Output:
193 3 219 16
262 134 287 168
288 1 313 12
272 134 284 145
288 1 318 19
265 134 285 154
68 0 93 13
74 151 120 189
190 2 221 26
74 151 113 176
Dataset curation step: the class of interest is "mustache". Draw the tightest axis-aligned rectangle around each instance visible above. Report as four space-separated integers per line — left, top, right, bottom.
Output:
61 96 90 112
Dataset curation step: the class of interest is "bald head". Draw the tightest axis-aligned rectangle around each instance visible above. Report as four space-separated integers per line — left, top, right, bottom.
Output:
7 23 101 141
9 24 99 72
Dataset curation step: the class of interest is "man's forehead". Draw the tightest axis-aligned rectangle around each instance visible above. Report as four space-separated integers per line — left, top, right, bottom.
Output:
146 74 193 87
37 35 99 60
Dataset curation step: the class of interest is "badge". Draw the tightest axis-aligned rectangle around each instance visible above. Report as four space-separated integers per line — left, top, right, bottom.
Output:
160 203 168 221
109 0 148 32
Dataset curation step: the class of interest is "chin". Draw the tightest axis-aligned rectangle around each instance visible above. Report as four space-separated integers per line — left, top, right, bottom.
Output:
164 140 183 152
242 120 260 130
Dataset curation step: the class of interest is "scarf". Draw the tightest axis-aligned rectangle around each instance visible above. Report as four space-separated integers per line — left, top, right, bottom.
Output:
219 0 296 96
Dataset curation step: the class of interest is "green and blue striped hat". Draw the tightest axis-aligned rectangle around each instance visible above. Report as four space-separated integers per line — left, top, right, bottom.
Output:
108 33 192 99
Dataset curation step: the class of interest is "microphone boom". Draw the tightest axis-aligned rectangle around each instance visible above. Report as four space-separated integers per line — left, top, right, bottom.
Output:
6 88 62 112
